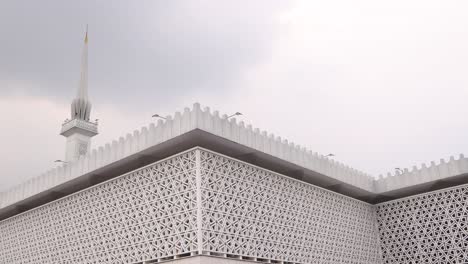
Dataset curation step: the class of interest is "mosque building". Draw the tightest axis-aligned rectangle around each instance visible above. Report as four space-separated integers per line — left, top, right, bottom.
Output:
1 30 467 264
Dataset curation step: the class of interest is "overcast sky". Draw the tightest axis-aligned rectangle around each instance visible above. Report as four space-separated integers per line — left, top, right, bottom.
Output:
1 0 468 192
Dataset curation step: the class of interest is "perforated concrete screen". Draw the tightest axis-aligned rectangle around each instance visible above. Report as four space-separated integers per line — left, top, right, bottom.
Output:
0 148 383 263
0 150 199 263
199 150 382 263
376 185 468 263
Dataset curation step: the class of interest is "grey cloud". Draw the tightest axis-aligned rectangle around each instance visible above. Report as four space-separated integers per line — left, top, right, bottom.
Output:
2 0 468 191
0 0 292 110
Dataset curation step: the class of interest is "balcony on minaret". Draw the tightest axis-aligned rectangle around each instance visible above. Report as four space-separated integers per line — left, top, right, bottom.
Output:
60 118 98 137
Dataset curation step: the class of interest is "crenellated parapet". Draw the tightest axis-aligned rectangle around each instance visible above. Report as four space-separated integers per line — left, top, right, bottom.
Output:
0 103 376 209
375 154 468 193
0 103 466 209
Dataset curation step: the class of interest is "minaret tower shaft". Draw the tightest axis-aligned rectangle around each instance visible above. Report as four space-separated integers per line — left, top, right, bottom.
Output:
60 28 98 162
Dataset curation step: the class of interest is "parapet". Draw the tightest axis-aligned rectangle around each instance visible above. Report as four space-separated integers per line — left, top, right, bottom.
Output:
0 103 467 211
375 155 468 194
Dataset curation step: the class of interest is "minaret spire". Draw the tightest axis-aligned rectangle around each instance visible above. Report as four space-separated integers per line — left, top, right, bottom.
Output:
61 26 98 162
71 26 91 121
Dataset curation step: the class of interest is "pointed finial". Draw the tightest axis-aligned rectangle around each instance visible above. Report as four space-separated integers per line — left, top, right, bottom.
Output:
70 25 91 120
84 24 88 44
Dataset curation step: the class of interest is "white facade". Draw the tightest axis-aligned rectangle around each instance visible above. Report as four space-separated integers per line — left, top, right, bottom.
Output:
0 148 382 264
2 144 467 263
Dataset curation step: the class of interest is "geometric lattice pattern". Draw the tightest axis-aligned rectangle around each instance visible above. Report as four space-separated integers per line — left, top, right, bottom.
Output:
0 150 198 264
0 148 386 264
376 185 468 264
200 150 383 264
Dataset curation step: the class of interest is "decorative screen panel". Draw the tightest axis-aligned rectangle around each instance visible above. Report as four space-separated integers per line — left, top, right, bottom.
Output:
199 150 382 264
0 150 198 264
376 185 468 264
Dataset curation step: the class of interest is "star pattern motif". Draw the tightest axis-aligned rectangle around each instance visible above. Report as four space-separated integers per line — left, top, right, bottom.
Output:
200 150 382 263
0 151 198 263
377 186 468 263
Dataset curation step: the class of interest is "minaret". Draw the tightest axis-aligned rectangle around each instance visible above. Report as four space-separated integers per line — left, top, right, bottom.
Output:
60 28 98 162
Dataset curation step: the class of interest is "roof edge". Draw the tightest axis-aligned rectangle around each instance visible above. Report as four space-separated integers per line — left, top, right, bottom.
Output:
1 103 466 210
